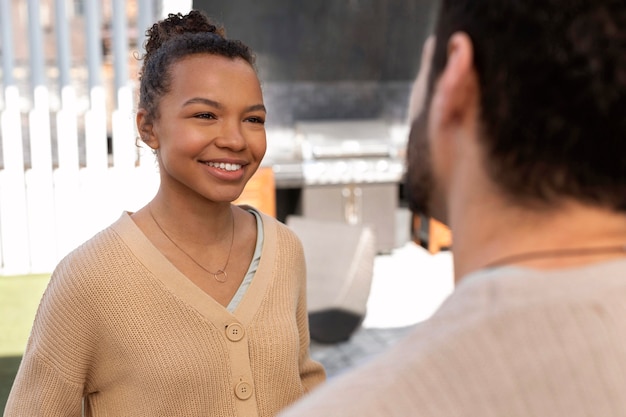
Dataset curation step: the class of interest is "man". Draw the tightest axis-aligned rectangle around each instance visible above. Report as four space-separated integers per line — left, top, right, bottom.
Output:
280 0 626 415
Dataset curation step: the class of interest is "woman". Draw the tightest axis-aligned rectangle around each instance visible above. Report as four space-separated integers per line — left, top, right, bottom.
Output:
5 10 325 416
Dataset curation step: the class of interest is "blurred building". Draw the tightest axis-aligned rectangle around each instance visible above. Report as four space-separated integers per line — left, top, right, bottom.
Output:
195 0 437 127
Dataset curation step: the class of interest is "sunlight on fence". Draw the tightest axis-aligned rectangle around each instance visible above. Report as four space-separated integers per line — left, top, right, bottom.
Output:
0 81 160 274
0 0 197 274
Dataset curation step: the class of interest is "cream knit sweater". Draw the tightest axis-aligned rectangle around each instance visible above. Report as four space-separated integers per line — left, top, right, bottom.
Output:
5 212 325 417
280 259 626 417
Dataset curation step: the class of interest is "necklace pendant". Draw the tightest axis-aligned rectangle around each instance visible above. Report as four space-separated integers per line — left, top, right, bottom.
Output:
213 270 228 283
149 205 235 284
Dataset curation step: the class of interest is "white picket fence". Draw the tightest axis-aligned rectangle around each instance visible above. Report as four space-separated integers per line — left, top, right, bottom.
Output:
0 86 160 274
0 0 191 275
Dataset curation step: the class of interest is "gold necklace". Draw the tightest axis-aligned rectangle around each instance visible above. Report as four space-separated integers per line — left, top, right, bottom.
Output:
485 244 626 269
148 206 235 283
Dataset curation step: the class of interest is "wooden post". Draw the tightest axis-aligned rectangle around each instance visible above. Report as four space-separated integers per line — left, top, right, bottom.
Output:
234 167 277 217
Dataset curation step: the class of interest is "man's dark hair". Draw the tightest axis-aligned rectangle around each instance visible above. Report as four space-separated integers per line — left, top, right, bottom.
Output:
430 0 626 211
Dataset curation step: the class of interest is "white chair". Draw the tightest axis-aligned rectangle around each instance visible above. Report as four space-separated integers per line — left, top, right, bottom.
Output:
286 216 377 343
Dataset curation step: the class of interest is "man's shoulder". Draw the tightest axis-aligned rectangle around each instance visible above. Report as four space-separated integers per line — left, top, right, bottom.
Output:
281 262 626 416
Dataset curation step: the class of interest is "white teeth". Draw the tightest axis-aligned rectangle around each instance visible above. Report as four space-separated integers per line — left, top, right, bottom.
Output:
206 161 242 171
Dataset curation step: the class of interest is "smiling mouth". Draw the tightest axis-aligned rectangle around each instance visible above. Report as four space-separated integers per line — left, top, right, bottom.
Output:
203 161 243 171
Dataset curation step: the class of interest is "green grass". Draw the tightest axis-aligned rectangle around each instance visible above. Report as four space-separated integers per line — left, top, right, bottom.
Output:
0 274 50 413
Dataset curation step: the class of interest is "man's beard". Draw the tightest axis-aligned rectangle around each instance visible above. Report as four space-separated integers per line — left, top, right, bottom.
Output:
405 109 435 219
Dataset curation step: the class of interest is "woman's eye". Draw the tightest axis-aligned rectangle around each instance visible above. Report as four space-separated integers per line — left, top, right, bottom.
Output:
195 112 216 120
246 116 266 124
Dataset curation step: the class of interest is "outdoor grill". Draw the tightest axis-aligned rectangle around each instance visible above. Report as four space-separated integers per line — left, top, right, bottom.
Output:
294 120 405 253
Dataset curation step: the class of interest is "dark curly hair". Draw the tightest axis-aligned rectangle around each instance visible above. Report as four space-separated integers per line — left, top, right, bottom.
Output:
429 0 626 211
138 10 256 120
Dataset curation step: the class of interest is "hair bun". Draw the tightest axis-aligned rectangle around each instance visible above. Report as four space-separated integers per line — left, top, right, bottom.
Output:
143 10 225 60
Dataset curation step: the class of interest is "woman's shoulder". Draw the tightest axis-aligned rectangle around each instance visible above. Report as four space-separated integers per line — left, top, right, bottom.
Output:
53 213 137 283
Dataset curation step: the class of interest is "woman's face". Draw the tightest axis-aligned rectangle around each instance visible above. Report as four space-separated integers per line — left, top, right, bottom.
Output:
140 54 267 204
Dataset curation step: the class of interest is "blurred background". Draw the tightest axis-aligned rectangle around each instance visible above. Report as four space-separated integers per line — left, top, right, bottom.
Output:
0 0 440 274
0 0 453 410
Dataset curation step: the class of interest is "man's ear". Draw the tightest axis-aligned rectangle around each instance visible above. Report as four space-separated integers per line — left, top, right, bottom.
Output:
432 32 478 127
136 109 158 149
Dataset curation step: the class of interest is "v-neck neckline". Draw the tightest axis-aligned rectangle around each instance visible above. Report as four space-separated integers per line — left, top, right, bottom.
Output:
111 211 275 327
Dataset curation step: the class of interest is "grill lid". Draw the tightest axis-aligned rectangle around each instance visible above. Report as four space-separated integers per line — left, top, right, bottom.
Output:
296 120 395 160
295 120 404 185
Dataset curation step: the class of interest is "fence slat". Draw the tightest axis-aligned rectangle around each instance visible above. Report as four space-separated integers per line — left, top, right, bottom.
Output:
57 88 80 171
112 86 137 170
84 0 109 172
55 86 82 259
27 87 57 272
0 87 30 274
85 87 110 171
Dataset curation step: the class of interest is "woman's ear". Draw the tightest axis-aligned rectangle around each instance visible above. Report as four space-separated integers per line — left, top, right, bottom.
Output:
136 109 158 149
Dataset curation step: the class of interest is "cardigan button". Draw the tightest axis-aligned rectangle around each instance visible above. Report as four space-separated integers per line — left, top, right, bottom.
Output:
235 380 253 400
226 323 245 342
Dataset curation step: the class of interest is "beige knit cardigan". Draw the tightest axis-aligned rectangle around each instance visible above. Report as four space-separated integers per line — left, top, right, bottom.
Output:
5 211 325 417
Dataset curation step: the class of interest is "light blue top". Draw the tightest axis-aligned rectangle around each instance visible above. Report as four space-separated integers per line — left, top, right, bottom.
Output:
227 208 264 312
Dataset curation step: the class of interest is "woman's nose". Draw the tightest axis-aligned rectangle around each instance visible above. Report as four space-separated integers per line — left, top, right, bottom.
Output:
215 120 247 151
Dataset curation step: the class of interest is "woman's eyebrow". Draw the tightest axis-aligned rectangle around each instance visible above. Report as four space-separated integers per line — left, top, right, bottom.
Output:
247 104 267 113
183 97 222 109
182 98 266 114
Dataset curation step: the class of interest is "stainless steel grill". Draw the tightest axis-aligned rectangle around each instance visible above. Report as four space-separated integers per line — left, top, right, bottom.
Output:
297 120 404 186
295 120 405 253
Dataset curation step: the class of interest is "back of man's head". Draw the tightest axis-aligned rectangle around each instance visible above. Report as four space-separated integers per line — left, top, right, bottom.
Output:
430 0 626 211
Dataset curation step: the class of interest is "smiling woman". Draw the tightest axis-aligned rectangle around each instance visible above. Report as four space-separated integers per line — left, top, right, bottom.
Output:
4 10 325 417
138 53 267 204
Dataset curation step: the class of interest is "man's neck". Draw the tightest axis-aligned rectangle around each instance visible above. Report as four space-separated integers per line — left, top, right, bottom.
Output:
450 199 626 283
